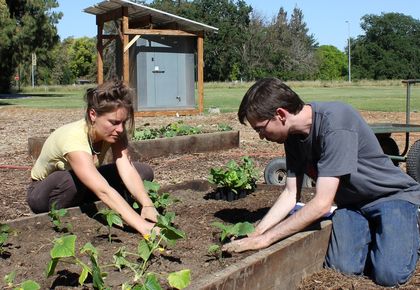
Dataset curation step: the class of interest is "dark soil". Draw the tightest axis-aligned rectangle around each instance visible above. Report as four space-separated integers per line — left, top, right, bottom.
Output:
1 182 312 289
2 107 420 289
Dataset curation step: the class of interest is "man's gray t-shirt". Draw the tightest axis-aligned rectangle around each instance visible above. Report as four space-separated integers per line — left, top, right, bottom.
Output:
285 102 420 208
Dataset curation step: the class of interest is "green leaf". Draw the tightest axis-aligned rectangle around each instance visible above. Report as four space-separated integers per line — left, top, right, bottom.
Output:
233 222 255 237
4 270 16 285
144 180 160 193
113 247 130 270
137 239 152 262
208 244 220 254
50 235 76 258
79 266 89 286
80 242 98 258
107 213 123 228
142 274 162 290
16 280 41 290
45 258 58 277
167 269 191 289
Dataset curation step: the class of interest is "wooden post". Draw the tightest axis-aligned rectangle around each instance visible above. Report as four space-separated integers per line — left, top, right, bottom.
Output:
97 16 104 84
122 7 129 84
197 32 204 114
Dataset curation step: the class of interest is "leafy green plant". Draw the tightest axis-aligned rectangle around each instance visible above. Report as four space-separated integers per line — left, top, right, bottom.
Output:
0 224 13 256
48 202 72 232
46 235 109 289
208 156 259 195
212 221 255 243
207 244 223 261
133 121 202 141
139 180 176 213
113 212 190 289
4 271 40 290
217 123 233 131
95 208 123 243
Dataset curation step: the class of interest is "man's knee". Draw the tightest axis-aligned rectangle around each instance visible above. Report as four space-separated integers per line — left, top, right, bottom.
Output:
324 256 364 276
372 265 413 287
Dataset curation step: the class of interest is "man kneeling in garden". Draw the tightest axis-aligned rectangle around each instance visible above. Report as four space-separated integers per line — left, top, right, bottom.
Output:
222 77 420 287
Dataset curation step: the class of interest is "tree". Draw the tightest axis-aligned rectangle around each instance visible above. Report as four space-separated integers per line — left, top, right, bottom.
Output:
284 7 318 80
0 0 16 91
315 45 347 80
50 38 76 85
68 37 97 81
0 0 62 91
351 13 420 80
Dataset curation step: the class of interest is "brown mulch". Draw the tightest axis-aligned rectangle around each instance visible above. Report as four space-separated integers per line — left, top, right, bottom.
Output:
1 106 420 289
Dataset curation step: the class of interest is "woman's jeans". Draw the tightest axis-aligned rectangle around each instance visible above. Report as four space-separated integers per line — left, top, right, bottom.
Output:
325 199 419 287
27 162 154 213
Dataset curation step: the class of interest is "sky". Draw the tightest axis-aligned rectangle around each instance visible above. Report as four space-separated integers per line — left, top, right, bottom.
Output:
55 0 420 51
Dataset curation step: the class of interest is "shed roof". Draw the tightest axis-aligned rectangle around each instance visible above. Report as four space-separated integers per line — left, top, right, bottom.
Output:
84 0 218 33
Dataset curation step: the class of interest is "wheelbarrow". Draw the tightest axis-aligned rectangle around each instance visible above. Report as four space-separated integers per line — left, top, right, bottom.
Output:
264 79 420 186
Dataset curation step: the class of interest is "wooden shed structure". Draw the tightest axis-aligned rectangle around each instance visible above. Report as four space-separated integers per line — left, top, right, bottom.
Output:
84 0 218 116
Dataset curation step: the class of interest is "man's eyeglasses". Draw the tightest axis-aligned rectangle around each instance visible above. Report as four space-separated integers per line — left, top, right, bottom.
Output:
254 118 272 134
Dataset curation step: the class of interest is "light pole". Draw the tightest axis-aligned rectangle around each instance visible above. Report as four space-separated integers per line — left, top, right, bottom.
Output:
345 21 351 83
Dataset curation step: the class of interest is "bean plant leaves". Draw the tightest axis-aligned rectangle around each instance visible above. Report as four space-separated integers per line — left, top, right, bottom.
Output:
144 180 160 192
167 269 191 289
140 273 162 290
137 239 153 262
106 213 123 228
50 235 76 258
4 270 16 286
16 280 41 290
212 221 255 242
233 222 255 236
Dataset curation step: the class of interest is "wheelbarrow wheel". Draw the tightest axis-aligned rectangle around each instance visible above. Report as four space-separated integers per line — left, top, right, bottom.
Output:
264 157 287 185
264 157 315 187
407 140 420 182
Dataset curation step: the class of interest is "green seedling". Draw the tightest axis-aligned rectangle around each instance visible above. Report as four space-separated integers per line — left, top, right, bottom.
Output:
207 244 223 261
0 224 13 256
48 202 72 232
4 271 40 290
133 180 176 214
95 208 123 243
217 123 233 131
212 221 255 243
133 121 202 141
113 212 190 289
208 156 259 194
46 235 109 289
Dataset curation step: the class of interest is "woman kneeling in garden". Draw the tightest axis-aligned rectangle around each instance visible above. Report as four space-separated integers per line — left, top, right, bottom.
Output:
27 80 158 236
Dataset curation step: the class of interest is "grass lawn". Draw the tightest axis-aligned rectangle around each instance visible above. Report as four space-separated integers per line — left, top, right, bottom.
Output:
1 81 419 113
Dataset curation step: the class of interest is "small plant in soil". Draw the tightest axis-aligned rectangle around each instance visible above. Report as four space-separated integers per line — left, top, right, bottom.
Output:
0 223 14 257
207 244 224 262
142 180 176 213
46 235 108 289
48 202 72 233
217 123 233 131
208 156 259 200
113 212 190 289
133 121 202 141
95 208 123 243
207 221 255 262
212 221 255 243
4 271 40 290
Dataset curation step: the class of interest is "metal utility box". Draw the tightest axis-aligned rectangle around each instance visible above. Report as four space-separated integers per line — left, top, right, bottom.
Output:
130 35 196 111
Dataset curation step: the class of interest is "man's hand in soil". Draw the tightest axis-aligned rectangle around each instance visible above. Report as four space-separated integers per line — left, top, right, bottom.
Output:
222 234 267 253
141 205 159 223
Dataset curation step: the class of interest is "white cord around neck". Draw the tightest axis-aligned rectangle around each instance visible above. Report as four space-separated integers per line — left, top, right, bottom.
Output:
88 133 101 155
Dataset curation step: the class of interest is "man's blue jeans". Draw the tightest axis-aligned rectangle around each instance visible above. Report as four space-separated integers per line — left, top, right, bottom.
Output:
325 199 419 287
